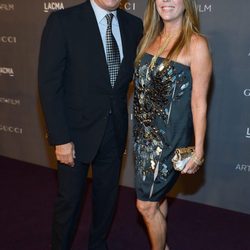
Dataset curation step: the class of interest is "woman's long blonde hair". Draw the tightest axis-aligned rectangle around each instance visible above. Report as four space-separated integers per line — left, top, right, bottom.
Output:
135 0 200 65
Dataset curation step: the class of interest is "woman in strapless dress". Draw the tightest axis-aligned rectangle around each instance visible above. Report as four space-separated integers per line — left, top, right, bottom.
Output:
133 0 212 249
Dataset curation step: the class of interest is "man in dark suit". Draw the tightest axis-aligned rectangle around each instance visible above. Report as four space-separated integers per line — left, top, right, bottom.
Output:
38 0 142 249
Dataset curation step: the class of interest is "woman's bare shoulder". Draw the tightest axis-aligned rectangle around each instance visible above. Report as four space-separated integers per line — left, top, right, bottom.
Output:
189 33 212 75
190 33 210 55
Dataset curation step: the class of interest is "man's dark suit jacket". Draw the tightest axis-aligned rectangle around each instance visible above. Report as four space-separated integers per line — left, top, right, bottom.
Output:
38 1 143 163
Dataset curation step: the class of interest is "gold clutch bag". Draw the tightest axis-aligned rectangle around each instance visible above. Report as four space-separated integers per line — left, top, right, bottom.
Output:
171 146 195 171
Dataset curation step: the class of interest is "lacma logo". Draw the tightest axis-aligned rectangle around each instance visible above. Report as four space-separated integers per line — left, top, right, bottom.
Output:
44 2 64 13
197 4 212 13
0 67 14 77
0 4 14 11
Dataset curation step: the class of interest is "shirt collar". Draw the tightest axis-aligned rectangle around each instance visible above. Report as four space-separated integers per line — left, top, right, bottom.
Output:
90 0 118 25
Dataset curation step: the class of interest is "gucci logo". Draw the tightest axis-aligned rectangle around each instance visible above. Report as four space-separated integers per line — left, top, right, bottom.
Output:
0 36 17 43
246 128 250 139
244 89 250 97
0 125 23 134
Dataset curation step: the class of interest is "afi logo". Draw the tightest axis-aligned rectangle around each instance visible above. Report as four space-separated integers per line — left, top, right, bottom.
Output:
246 128 250 139
0 97 20 105
0 36 17 43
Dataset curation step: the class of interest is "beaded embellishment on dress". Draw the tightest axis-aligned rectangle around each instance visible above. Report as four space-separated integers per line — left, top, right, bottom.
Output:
133 53 192 199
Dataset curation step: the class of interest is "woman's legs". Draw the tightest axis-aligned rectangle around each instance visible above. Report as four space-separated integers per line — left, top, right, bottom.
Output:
159 199 169 250
159 198 168 218
136 198 169 250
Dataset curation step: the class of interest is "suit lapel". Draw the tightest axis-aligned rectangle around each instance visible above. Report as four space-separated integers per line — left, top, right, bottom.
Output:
80 1 111 89
79 2 130 90
117 9 129 67
115 9 130 88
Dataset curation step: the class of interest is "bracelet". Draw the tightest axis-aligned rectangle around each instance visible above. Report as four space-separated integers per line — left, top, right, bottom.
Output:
191 153 204 166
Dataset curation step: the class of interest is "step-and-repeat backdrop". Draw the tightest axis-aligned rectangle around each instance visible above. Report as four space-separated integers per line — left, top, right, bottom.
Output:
1 0 250 214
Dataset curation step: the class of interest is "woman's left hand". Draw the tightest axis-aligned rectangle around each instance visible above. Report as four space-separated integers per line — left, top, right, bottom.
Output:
181 158 200 174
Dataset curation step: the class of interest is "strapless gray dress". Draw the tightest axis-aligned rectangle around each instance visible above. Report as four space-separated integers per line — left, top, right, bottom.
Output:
133 53 194 201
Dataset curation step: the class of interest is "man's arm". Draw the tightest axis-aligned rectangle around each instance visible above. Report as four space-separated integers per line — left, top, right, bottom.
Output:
38 12 75 166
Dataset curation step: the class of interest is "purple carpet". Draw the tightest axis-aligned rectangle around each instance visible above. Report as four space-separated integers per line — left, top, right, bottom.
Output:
0 156 249 250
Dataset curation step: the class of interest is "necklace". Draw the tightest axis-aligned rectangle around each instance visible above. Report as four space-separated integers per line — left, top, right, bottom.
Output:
148 33 178 70
149 34 172 70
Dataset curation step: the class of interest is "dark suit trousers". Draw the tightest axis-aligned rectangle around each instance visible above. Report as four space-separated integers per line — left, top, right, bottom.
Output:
51 114 122 250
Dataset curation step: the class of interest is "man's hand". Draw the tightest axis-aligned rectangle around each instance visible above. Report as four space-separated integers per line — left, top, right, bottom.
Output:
55 142 75 167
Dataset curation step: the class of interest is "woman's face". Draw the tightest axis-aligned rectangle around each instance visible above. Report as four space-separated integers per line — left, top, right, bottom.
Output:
155 0 185 23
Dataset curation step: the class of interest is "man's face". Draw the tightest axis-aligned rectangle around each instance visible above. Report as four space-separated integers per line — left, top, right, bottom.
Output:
94 0 121 11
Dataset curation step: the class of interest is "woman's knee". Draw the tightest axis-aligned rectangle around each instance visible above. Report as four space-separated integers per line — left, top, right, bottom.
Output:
136 200 158 220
